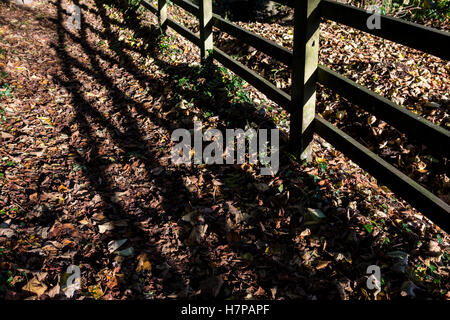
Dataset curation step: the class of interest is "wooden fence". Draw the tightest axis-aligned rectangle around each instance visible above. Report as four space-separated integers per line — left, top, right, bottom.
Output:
140 0 450 232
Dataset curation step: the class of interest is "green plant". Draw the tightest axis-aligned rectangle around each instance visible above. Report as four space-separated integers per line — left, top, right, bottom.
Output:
402 222 413 233
177 76 190 88
368 0 450 21
0 108 5 123
204 111 214 118
364 223 374 233
123 0 144 19
318 161 328 172
442 251 449 263
6 161 16 167
0 83 12 97
72 162 87 172
221 69 252 105
201 90 212 99
157 35 179 57
411 0 450 21
9 207 19 215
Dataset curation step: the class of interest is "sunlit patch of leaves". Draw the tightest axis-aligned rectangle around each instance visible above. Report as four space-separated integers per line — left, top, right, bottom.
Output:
157 34 180 58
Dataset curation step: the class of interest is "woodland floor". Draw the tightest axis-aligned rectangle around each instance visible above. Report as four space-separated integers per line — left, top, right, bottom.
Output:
0 0 449 300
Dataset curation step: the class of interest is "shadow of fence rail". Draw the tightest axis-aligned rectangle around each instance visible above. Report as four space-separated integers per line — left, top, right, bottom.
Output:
139 0 449 232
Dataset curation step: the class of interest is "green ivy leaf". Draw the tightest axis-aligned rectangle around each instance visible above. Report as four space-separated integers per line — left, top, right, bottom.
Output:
364 224 374 233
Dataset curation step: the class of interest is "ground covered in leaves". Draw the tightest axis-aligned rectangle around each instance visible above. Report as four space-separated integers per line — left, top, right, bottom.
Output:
0 0 449 300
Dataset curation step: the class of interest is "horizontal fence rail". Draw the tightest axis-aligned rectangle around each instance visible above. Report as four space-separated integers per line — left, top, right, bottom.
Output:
318 65 450 156
141 0 158 14
212 47 291 109
142 0 200 45
212 14 293 65
320 0 450 60
315 115 450 232
139 0 449 232
167 17 201 45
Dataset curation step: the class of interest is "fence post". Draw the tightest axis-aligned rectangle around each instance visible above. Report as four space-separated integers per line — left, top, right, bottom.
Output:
199 0 213 63
158 0 168 33
290 0 321 161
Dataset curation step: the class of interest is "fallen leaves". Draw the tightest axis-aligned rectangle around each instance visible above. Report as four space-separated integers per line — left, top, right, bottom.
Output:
0 228 15 238
0 0 448 302
98 222 114 234
303 208 326 225
87 284 104 300
48 223 79 240
22 277 47 297
108 239 128 253
186 224 208 245
136 253 152 272
199 275 224 298
226 201 244 225
315 260 332 270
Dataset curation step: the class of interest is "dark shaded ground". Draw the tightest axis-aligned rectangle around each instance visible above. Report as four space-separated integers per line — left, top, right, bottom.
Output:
0 0 448 300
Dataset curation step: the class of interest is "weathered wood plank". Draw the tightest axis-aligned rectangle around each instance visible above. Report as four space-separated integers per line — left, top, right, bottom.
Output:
290 0 321 161
141 0 158 15
199 0 213 62
167 18 201 46
141 1 200 46
320 0 450 61
212 47 291 109
158 0 168 32
318 65 450 156
315 115 450 233
212 14 292 65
